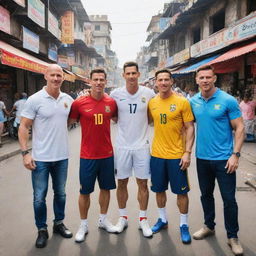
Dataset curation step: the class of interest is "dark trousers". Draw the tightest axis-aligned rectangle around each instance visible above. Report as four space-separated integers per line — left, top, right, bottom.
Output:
196 158 239 238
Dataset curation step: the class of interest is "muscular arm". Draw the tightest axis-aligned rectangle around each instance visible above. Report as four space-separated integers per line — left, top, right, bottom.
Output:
225 117 245 173
180 121 195 170
18 117 36 170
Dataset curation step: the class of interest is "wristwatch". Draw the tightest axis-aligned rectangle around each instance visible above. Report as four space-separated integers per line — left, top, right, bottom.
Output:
21 150 30 156
232 152 241 157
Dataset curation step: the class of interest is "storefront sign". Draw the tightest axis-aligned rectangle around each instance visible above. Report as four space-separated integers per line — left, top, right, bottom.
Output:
28 0 45 28
0 49 47 73
23 26 39 53
48 10 59 39
0 6 10 34
64 73 75 82
61 11 74 44
173 48 190 64
12 0 25 7
67 49 75 66
58 55 69 69
72 66 86 76
48 43 57 61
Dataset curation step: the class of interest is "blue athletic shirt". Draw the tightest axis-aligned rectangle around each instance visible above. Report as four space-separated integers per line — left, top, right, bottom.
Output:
190 88 241 160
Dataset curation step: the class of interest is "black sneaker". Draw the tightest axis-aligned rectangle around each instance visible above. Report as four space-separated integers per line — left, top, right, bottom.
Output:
53 223 73 238
35 229 49 248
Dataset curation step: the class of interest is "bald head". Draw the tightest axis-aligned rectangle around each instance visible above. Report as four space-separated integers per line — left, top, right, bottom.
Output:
44 64 64 93
45 64 63 75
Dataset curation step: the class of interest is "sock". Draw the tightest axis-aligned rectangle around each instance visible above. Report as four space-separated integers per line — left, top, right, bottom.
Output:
158 207 167 223
99 214 107 223
81 219 88 226
119 208 128 218
139 210 147 221
180 213 188 226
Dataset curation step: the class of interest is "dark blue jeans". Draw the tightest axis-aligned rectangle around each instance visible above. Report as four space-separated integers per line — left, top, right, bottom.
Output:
196 158 239 238
31 159 68 230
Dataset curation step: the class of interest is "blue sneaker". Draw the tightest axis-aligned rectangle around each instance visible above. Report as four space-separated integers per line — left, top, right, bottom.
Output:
151 218 168 233
180 224 191 244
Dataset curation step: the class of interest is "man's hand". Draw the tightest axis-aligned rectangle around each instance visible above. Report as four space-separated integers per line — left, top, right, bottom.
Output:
225 154 239 173
179 152 191 170
23 154 36 170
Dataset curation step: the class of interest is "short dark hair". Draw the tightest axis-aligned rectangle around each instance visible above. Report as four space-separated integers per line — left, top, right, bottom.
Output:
196 65 215 75
155 68 173 79
123 61 139 72
90 68 107 79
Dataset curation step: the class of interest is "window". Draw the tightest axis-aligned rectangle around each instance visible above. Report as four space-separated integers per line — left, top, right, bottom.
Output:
210 9 225 34
192 27 201 44
95 25 100 31
247 0 256 14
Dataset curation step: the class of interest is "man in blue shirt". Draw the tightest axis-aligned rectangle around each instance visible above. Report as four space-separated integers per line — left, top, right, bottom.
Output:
190 65 244 256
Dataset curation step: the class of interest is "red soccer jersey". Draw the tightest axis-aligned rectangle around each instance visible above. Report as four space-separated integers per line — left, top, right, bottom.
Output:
70 94 117 159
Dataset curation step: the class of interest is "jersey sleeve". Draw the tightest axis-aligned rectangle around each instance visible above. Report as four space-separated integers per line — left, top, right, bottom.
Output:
182 99 194 123
21 97 37 120
227 97 242 120
69 99 80 120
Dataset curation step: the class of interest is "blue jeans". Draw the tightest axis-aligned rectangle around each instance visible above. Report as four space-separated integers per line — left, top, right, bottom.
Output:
196 158 239 238
31 159 68 229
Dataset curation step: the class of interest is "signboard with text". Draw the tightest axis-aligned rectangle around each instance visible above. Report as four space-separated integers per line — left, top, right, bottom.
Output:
0 6 10 34
23 26 39 53
48 10 59 39
61 11 74 44
58 55 69 68
173 48 190 64
48 43 58 61
28 0 45 28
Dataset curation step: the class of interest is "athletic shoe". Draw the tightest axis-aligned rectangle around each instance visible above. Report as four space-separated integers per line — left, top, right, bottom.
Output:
115 217 128 233
98 218 118 233
180 224 191 244
139 219 153 238
193 226 215 240
228 238 244 256
75 224 88 243
151 218 168 233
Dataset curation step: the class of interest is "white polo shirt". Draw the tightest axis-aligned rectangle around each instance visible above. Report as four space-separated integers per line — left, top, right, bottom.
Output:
21 87 73 161
110 86 155 150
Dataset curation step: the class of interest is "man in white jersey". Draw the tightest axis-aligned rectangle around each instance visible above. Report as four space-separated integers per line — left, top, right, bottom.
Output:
19 64 73 248
110 61 155 238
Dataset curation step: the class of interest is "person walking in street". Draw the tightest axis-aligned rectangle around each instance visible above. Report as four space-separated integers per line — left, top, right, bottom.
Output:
190 65 245 256
0 98 9 147
69 68 118 243
148 69 195 244
18 64 74 248
239 91 256 142
110 61 155 238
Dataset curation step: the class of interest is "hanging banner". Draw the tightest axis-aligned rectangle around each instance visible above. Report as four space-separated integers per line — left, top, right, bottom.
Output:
23 26 39 53
48 10 59 39
28 0 45 28
61 11 74 44
0 6 10 34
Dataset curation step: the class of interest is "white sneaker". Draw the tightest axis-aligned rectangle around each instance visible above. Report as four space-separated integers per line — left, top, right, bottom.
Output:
99 218 118 233
115 217 128 233
139 219 153 238
75 224 88 243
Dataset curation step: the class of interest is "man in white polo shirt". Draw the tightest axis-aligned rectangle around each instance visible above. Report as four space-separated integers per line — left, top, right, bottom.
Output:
19 64 74 249
110 61 155 238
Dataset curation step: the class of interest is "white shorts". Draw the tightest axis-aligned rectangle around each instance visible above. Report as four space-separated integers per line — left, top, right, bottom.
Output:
114 147 151 179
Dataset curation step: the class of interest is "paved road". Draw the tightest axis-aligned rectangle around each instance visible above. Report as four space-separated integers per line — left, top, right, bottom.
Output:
0 126 255 256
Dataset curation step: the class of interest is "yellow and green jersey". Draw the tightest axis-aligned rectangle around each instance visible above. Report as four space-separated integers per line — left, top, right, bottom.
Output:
148 93 194 159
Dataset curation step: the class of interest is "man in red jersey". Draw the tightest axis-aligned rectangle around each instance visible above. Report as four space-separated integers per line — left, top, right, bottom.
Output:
69 68 118 243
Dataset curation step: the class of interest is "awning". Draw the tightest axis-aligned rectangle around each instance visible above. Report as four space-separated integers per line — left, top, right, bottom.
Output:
0 40 49 74
209 41 256 65
63 69 76 82
173 54 221 75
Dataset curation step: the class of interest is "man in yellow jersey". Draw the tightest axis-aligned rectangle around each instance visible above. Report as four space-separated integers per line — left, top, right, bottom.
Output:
148 69 195 244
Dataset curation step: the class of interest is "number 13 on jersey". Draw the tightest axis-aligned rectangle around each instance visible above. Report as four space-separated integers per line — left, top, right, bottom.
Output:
94 113 103 125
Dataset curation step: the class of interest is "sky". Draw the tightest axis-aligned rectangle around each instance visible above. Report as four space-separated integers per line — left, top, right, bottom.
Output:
82 0 168 66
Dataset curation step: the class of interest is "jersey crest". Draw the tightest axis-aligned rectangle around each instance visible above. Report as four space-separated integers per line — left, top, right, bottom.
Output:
105 105 111 113
141 97 146 103
170 104 176 112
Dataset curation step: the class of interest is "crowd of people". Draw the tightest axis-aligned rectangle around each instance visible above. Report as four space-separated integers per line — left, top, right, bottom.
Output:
15 61 249 256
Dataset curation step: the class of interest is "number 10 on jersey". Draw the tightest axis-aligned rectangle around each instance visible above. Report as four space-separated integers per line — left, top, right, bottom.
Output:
94 113 103 125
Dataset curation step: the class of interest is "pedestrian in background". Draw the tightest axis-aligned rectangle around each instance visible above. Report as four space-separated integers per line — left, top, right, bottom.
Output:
0 97 9 147
190 65 244 256
69 68 118 243
110 61 155 238
18 64 74 248
148 69 195 244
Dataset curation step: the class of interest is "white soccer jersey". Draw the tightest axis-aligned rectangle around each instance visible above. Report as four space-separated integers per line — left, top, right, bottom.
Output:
110 86 155 149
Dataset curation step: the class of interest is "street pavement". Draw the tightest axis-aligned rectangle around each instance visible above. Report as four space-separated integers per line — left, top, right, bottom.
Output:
0 126 256 256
